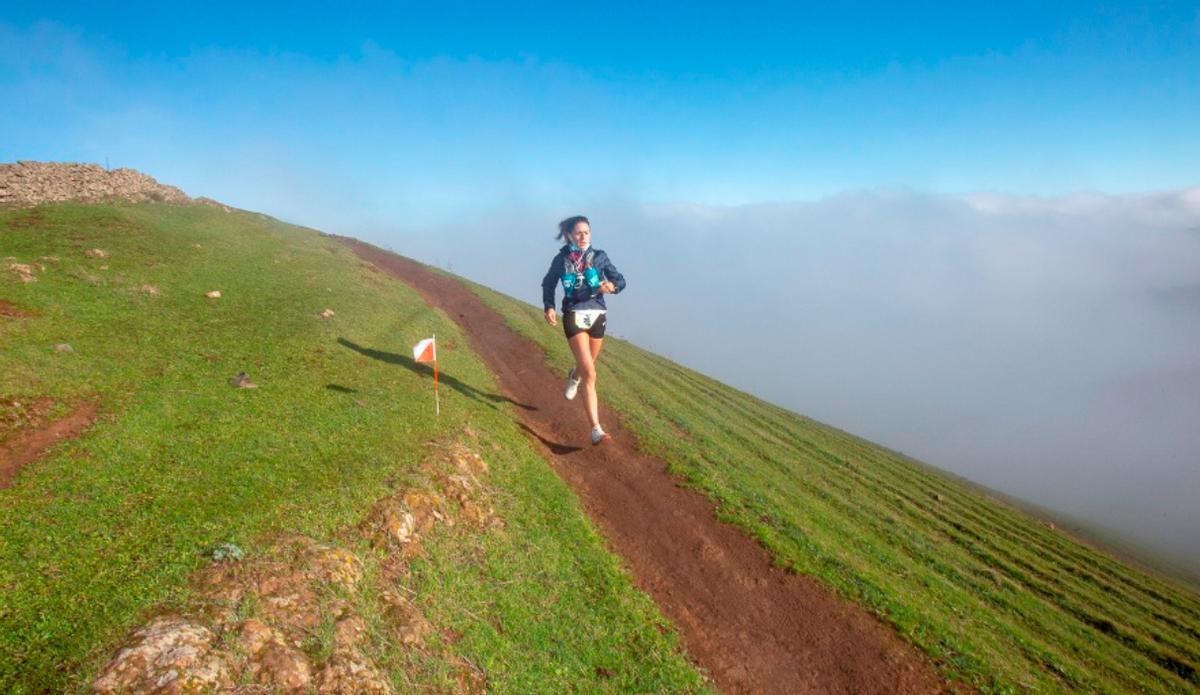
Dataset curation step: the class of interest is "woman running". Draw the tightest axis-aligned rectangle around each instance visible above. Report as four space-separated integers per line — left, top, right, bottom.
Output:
541 215 626 445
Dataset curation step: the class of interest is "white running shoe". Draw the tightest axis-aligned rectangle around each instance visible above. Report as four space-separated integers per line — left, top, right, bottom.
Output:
564 367 582 400
591 425 611 445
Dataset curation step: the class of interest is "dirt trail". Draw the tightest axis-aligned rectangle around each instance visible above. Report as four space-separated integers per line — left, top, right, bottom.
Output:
343 239 965 695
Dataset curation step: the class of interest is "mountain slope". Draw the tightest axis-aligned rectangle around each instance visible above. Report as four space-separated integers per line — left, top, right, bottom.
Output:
342 240 959 694
449 267 1200 694
5 196 1198 694
0 202 707 693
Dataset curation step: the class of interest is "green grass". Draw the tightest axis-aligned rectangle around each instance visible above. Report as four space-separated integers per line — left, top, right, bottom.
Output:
465 275 1200 694
0 203 709 694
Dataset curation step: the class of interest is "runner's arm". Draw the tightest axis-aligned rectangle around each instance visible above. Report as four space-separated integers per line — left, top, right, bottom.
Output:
600 253 626 294
541 253 561 310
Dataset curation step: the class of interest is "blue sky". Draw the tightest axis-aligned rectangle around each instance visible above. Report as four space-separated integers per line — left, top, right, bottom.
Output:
2 2 1199 225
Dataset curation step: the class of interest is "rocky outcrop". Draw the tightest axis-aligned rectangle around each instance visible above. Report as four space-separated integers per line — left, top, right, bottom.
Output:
91 437 501 694
0 161 191 206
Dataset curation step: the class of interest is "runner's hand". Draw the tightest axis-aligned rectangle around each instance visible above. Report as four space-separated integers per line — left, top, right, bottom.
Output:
544 308 557 326
599 280 616 294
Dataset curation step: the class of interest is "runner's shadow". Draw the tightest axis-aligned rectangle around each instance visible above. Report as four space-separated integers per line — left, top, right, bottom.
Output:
337 337 536 411
518 422 583 455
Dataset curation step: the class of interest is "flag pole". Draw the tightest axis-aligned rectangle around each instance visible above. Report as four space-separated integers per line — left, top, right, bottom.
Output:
433 333 440 416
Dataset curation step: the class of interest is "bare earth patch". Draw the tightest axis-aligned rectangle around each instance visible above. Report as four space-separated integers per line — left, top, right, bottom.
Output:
0 400 98 489
92 440 501 694
0 299 37 318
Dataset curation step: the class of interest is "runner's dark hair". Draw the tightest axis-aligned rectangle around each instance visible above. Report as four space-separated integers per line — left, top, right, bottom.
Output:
557 215 590 241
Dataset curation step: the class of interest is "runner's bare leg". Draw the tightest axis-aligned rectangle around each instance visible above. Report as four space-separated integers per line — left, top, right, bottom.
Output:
569 332 601 428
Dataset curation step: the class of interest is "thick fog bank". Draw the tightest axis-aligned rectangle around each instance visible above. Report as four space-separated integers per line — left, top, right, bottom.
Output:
372 188 1200 581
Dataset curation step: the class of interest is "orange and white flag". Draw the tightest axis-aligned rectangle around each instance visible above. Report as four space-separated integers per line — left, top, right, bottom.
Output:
412 336 436 363
412 335 440 415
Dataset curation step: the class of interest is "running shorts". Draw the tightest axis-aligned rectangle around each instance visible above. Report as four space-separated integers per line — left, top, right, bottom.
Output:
563 310 607 339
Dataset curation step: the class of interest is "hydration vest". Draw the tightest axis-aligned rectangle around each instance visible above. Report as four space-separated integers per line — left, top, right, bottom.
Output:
561 247 598 293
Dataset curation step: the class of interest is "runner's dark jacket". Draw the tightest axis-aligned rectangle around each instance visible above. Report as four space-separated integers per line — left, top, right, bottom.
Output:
541 245 626 314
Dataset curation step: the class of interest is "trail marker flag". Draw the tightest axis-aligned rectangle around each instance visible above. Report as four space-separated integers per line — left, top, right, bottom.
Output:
412 337 436 363
412 335 439 415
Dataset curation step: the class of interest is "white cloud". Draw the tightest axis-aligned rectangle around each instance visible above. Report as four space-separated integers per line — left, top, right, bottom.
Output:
405 187 1200 577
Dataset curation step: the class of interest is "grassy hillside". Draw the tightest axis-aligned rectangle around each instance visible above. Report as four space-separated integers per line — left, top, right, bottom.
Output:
0 203 710 693
466 277 1200 694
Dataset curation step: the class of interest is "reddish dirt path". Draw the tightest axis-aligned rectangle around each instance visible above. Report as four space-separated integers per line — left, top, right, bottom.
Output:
343 239 965 695
0 402 97 489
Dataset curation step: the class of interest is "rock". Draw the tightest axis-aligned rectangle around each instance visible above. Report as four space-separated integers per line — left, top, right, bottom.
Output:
388 507 418 544
7 262 36 283
319 308 336 319
91 617 231 694
333 616 367 650
205 290 221 299
258 581 322 634
365 499 417 547
403 490 450 532
237 619 312 691
443 474 475 503
84 248 108 258
238 618 280 655
254 640 313 692
54 343 74 353
229 372 257 389
194 561 244 604
381 589 433 647
461 500 499 528
452 448 488 476
305 545 364 590
0 161 193 206
314 651 394 694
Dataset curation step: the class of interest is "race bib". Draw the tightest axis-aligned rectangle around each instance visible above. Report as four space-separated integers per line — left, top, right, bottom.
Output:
574 310 605 328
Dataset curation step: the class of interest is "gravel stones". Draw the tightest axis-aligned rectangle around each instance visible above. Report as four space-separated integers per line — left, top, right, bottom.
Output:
0 161 191 206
